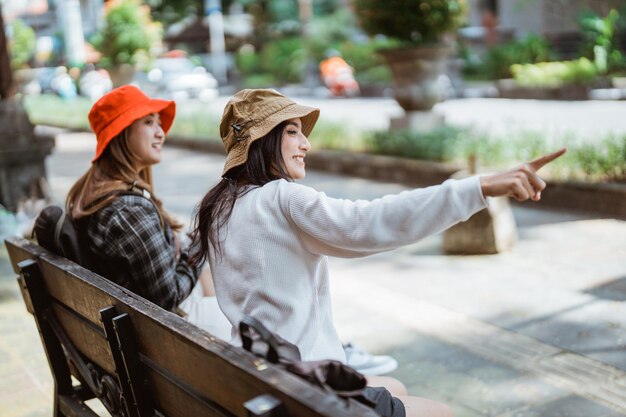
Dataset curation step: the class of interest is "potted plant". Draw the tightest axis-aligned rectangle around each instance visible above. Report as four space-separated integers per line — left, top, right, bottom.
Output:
353 0 467 111
91 0 161 87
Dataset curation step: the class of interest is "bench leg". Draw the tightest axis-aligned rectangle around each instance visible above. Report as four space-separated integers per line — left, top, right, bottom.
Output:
17 260 74 416
100 306 155 417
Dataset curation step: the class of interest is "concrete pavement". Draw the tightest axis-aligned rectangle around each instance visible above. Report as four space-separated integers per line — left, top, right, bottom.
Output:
1 127 625 417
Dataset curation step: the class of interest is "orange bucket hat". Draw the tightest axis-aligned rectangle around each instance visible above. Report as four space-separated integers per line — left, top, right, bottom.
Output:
88 85 176 162
220 89 320 176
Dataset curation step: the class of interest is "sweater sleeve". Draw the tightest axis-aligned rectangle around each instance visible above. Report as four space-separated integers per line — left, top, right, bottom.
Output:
90 200 198 311
282 177 488 257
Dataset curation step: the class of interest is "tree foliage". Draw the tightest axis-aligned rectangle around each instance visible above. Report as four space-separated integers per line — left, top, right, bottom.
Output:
91 0 161 69
579 8 624 73
146 0 237 26
9 19 36 70
353 0 467 45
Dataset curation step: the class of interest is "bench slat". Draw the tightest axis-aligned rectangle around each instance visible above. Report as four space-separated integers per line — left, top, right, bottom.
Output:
39 260 122 324
125 303 369 417
146 368 236 417
51 302 115 374
4 236 380 417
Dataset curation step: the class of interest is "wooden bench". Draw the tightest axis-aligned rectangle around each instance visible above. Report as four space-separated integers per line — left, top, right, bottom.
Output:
5 236 378 417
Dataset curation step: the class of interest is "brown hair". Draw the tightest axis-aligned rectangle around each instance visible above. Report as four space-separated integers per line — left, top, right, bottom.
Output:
66 129 182 232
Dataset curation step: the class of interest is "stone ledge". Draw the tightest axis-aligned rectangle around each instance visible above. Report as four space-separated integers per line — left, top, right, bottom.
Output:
496 79 592 101
161 136 626 220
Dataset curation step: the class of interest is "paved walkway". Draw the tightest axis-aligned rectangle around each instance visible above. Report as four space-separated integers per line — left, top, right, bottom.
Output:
1 126 625 417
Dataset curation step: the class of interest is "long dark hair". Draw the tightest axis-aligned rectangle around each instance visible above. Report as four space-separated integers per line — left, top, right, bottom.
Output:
189 121 290 267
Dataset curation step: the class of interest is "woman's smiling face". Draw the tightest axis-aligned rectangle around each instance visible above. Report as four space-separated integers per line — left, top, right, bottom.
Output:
280 118 311 180
126 113 165 171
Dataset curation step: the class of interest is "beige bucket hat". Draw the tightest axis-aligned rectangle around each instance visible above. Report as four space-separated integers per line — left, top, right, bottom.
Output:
220 89 320 176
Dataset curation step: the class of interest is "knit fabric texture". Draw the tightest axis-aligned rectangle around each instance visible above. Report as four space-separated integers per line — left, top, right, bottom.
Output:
210 177 487 361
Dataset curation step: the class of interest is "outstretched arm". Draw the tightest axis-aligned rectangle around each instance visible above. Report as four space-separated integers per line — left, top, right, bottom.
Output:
479 148 566 201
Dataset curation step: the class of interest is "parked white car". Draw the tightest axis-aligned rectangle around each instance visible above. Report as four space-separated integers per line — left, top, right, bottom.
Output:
147 57 219 101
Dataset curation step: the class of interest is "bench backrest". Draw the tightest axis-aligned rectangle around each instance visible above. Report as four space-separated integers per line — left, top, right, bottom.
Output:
5 236 378 417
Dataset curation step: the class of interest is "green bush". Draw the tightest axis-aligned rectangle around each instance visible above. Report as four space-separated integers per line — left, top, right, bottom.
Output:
353 0 467 45
169 108 220 140
91 0 161 69
237 35 319 86
336 39 395 84
579 9 624 74
366 126 467 161
511 57 599 87
308 9 358 61
9 19 36 70
259 37 306 84
570 134 626 181
241 73 276 89
476 35 554 80
309 121 364 151
235 45 261 76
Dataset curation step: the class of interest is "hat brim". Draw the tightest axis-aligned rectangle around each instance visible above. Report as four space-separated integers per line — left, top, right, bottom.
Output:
92 98 176 162
222 103 320 176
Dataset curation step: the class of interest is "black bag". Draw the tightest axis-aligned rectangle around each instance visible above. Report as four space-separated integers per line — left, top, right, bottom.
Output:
239 316 372 403
33 205 86 264
32 189 147 265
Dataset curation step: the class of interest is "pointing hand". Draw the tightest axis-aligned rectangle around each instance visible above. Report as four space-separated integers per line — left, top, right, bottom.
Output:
479 148 567 201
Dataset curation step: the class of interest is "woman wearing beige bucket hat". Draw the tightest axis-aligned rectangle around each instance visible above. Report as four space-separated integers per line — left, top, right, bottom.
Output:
65 85 230 338
189 89 566 417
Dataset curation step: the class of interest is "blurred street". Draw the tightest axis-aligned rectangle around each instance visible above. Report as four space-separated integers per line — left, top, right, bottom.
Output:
189 92 626 138
1 124 625 417
2 1 626 416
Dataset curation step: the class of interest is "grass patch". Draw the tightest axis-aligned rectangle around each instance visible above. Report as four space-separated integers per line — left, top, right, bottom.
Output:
22 94 625 183
168 105 221 140
23 94 91 129
309 121 365 152
364 126 625 183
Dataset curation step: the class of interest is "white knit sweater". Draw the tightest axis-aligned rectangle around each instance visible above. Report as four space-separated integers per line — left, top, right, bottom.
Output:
209 177 487 361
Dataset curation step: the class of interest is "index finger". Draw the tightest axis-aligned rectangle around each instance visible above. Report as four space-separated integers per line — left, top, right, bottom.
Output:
528 148 567 172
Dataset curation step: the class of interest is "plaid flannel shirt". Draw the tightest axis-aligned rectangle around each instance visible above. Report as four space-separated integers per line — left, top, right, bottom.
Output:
85 194 198 311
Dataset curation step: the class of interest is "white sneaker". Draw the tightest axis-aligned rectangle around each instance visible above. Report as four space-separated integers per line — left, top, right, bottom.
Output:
343 343 398 375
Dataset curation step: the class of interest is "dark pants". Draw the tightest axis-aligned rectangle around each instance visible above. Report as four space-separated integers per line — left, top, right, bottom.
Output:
363 386 406 417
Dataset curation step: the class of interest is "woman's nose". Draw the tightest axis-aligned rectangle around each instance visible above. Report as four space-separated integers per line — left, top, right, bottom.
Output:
300 135 311 151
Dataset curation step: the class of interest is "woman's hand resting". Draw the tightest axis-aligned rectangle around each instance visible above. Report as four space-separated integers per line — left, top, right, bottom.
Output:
479 148 566 201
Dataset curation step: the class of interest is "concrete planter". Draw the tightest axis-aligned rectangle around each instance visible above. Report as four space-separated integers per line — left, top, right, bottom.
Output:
378 45 453 111
108 64 136 88
0 100 55 212
496 79 591 100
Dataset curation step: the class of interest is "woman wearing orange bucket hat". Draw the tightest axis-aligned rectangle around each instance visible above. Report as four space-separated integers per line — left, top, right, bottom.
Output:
188 89 566 417
65 85 229 336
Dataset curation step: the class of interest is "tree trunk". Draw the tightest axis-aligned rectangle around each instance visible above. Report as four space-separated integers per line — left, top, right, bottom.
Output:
0 4 15 100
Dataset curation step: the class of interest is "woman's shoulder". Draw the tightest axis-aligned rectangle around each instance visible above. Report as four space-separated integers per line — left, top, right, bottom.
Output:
255 179 318 199
91 193 157 224
106 193 154 210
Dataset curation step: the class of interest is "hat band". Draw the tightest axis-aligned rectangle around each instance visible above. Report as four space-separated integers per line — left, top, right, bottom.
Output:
231 119 256 142
225 102 299 146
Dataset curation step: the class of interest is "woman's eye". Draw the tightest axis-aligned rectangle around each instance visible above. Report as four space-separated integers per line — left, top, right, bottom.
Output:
287 130 297 135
